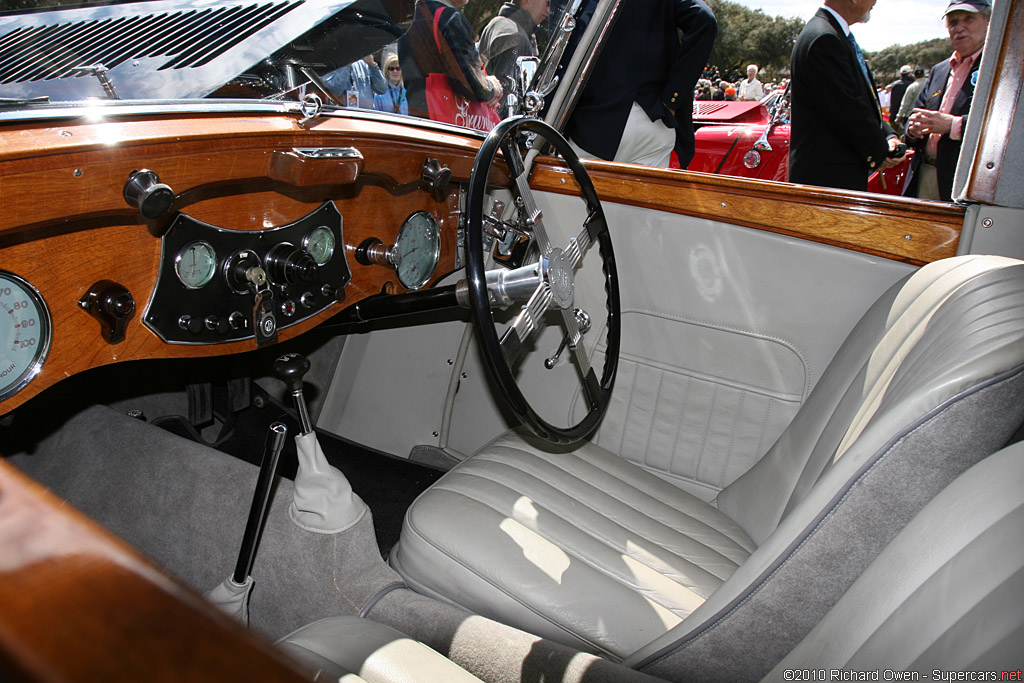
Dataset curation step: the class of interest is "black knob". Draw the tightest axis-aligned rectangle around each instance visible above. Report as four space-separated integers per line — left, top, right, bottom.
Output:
205 315 230 335
228 311 247 330
123 169 175 219
421 158 451 200
79 280 135 344
272 352 310 395
178 315 202 335
265 243 318 286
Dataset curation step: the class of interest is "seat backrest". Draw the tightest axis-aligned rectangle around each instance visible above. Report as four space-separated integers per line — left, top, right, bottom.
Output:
626 255 1024 681
719 255 1024 541
769 440 1024 673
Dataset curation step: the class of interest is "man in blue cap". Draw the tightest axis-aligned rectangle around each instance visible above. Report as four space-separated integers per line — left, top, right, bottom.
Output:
904 0 990 201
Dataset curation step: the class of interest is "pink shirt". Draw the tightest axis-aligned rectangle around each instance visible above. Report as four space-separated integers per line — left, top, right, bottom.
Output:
925 47 982 159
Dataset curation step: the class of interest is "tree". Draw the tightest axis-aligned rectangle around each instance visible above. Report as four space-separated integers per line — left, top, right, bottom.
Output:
704 0 803 80
866 38 951 84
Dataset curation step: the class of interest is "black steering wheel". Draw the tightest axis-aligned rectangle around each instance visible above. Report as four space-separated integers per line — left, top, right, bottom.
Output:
465 116 620 444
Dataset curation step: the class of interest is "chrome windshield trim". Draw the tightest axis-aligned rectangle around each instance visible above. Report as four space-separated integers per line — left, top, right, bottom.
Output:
0 98 490 140
544 0 624 134
0 99 303 123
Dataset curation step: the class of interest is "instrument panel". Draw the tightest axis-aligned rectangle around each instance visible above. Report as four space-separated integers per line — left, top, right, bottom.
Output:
146 202 352 345
0 113 480 414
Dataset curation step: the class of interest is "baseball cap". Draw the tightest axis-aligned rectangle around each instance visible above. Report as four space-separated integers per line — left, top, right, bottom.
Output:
900 65 912 75
943 0 990 16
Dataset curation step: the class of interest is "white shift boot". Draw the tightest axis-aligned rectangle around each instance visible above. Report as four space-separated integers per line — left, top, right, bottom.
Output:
289 431 367 534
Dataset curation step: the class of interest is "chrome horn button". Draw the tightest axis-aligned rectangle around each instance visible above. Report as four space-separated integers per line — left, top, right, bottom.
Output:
546 248 575 309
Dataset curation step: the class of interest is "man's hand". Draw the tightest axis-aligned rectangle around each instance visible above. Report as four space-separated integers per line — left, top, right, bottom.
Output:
906 108 955 139
362 54 377 66
880 136 906 170
486 75 503 109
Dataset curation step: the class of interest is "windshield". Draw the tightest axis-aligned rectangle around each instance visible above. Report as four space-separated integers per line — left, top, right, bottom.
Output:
0 0 572 127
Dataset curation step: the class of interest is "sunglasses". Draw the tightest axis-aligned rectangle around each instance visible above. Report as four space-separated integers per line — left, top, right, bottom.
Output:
388 66 401 71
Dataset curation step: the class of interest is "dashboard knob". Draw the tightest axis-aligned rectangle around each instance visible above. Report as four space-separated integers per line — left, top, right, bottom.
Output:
79 280 135 344
178 315 202 335
265 243 318 286
228 311 247 330
205 315 230 335
123 169 175 219
421 158 451 200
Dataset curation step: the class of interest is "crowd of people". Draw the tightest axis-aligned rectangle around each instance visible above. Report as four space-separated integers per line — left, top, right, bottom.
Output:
317 0 990 203
694 64 785 102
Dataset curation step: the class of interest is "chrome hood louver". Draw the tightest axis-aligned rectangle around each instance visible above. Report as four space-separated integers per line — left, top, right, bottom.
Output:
0 0 413 101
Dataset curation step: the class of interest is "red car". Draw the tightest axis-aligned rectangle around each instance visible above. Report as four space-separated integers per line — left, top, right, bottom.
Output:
682 91 914 195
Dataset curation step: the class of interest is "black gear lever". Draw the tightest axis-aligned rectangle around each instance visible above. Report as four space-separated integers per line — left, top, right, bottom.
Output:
273 352 314 435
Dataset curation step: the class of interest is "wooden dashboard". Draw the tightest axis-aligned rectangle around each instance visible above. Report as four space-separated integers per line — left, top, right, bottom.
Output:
0 112 485 414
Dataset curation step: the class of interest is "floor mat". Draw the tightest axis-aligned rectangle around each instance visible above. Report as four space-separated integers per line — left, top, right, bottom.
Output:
152 385 445 557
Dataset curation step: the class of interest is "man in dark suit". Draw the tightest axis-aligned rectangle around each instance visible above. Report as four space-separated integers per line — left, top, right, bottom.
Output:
564 0 717 167
904 0 990 201
789 0 904 191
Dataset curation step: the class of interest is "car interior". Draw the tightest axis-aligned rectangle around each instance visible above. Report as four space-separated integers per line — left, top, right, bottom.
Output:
1 0 1023 680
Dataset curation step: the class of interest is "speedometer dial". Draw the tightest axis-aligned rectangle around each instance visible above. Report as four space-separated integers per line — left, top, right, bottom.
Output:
394 211 440 290
0 271 52 401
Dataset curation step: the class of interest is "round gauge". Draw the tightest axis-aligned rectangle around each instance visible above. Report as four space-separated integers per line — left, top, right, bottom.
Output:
304 225 335 266
0 271 52 402
174 241 217 289
394 211 441 290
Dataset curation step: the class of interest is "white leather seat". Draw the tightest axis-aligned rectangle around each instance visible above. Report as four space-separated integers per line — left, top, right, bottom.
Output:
281 441 1024 681
390 255 1024 678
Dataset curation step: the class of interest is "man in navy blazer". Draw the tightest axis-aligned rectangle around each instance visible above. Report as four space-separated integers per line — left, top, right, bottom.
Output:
904 0 990 201
564 0 717 167
789 0 904 191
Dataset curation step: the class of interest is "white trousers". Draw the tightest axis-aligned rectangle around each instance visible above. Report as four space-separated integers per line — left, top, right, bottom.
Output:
570 101 674 167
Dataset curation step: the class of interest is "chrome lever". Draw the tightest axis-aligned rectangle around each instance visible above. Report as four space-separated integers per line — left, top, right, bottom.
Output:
544 308 591 369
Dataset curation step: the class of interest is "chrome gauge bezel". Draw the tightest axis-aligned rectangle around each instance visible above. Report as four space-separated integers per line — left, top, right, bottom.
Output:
394 211 441 290
174 240 217 289
0 270 53 402
303 225 336 266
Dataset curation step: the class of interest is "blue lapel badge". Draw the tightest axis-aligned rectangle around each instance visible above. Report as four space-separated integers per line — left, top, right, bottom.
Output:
971 71 979 87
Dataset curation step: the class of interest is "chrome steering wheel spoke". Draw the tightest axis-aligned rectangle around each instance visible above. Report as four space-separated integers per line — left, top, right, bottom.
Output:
500 282 554 367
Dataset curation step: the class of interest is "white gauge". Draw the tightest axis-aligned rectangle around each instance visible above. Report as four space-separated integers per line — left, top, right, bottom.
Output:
304 225 335 266
0 271 52 402
174 241 217 289
394 211 441 290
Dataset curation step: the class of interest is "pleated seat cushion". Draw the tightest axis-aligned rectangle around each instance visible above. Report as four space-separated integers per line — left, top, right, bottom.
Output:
390 430 756 658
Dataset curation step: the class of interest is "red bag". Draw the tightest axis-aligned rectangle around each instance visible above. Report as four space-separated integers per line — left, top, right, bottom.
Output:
425 7 500 131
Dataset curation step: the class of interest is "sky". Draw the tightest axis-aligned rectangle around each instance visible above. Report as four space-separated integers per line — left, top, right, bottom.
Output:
734 0 950 51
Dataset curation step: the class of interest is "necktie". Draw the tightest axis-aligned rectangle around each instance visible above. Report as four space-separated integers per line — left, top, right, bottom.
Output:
847 32 873 90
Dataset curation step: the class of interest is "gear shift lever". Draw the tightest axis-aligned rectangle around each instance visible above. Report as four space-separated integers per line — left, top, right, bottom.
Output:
272 352 367 533
273 352 314 435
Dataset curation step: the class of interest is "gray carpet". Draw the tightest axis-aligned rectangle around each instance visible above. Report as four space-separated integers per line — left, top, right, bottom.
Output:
7 404 399 641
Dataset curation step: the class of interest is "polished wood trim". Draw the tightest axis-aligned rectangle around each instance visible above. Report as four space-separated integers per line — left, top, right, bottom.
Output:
963 0 1022 204
0 459 311 682
532 159 964 265
0 113 472 415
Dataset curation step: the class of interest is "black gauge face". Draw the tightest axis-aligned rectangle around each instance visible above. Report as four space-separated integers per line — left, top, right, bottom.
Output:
174 241 217 289
304 225 335 266
394 211 441 290
0 271 52 401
